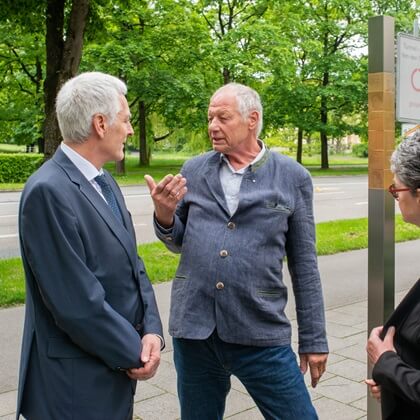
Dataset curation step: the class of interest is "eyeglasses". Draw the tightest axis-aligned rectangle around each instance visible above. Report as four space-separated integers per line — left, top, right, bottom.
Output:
388 183 411 200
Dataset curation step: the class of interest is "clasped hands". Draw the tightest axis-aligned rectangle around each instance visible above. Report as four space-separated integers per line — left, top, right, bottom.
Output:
127 334 162 381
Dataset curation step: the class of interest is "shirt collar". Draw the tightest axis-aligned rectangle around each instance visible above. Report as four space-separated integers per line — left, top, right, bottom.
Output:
60 142 103 181
220 140 266 174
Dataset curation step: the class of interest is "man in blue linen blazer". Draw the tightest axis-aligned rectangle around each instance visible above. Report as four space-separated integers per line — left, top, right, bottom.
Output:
145 83 328 419
17 72 163 420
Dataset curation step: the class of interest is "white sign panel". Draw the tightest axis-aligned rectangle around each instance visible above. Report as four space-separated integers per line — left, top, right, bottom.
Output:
397 33 420 123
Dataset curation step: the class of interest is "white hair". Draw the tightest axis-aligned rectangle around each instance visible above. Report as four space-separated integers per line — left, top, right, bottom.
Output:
211 82 263 136
56 72 127 143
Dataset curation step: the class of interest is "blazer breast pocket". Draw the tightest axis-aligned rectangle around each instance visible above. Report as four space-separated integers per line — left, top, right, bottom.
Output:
264 201 292 214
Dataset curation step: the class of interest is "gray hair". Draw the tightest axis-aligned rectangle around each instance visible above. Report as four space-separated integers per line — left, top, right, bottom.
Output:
391 131 420 192
56 72 127 143
211 83 263 136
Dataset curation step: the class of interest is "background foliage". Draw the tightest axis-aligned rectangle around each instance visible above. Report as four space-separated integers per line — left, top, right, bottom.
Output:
0 0 418 167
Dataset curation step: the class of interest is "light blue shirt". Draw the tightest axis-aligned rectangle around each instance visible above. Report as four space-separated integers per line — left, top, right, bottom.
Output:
219 140 266 215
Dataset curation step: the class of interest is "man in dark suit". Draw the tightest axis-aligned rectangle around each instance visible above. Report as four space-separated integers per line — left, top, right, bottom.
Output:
16 72 163 420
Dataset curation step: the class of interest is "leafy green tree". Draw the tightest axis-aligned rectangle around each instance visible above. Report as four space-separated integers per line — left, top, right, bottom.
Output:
0 0 90 158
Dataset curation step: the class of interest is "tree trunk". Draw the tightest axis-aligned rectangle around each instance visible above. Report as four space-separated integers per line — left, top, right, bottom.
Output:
43 0 65 160
43 0 90 160
139 100 149 166
223 67 231 84
115 147 125 175
320 71 329 169
296 128 303 164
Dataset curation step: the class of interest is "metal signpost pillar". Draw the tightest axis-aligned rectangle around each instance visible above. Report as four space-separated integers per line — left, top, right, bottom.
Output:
367 15 395 420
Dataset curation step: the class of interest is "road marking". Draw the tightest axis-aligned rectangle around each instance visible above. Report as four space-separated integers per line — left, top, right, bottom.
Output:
313 182 366 187
124 194 150 198
0 234 18 239
355 202 368 205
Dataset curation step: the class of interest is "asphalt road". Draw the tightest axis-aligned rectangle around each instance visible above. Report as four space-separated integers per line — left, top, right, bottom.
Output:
0 175 397 258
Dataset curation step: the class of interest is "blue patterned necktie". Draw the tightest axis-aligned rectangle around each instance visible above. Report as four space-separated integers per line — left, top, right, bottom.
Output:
94 175 123 224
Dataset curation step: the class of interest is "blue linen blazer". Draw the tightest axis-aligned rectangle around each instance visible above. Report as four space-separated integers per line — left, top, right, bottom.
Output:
155 149 328 353
17 148 163 420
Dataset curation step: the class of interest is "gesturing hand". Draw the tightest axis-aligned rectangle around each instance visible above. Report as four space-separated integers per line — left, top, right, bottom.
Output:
144 174 187 228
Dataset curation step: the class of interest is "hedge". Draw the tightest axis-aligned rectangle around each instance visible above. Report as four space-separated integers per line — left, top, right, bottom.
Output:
0 153 43 183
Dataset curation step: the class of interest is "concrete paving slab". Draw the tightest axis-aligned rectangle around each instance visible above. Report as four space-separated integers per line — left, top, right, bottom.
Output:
312 397 366 420
327 359 367 383
350 396 367 411
133 392 180 420
314 376 366 405
0 390 17 417
134 382 166 403
225 407 264 419
326 321 365 339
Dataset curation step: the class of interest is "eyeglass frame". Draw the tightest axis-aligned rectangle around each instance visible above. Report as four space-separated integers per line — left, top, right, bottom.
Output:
388 183 411 200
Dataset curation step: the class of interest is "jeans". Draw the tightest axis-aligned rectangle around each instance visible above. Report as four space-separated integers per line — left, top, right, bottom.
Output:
173 331 318 420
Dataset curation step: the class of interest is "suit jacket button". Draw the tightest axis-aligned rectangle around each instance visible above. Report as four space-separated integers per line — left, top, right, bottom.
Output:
216 282 224 290
220 250 228 257
227 222 236 229
135 324 142 331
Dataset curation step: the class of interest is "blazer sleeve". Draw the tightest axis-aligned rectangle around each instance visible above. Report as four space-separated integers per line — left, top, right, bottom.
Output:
20 182 143 370
373 351 420 407
136 257 164 342
285 170 328 354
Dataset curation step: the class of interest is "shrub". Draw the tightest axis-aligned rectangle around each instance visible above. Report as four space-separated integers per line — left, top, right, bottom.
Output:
352 143 368 158
0 153 43 183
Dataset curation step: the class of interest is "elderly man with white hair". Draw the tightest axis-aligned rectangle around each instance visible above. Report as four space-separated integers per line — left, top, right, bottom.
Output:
17 72 163 420
146 82 328 420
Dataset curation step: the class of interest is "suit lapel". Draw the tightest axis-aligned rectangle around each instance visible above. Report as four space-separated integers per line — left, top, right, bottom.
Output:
52 149 139 273
203 154 230 216
104 171 137 242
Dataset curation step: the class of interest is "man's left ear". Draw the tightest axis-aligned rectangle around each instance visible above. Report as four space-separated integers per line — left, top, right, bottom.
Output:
248 111 259 131
92 113 107 138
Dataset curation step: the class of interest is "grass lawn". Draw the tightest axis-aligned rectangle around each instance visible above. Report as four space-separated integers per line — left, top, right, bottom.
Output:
1 214 419 307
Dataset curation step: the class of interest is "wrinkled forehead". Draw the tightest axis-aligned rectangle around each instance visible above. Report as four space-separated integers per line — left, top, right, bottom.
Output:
208 92 239 113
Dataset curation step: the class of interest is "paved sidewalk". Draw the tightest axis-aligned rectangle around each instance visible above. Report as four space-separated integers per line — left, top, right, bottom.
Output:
2 241 420 419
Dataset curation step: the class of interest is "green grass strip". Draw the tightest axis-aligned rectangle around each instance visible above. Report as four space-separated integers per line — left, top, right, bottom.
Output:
1 214 419 307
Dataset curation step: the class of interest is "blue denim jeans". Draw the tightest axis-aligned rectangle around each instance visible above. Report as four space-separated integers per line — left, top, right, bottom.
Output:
173 331 318 420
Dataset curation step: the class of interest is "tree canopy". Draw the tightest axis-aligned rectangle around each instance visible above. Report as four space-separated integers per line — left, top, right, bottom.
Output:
0 0 418 167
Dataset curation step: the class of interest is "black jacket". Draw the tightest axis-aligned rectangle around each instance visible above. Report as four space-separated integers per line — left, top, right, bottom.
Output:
373 293 420 419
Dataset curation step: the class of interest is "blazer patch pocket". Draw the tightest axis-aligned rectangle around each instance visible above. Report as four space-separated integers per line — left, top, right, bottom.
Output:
264 201 292 214
256 288 284 298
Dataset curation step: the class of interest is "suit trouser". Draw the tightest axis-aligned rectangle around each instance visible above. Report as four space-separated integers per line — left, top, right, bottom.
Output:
173 330 318 420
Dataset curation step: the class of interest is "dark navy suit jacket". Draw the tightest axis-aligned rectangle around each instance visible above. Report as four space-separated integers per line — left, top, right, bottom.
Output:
17 148 162 420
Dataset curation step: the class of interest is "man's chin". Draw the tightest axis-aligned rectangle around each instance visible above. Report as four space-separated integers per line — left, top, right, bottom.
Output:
212 143 225 153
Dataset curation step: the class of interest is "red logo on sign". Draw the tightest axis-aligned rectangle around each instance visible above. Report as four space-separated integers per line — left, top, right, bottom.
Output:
411 68 420 92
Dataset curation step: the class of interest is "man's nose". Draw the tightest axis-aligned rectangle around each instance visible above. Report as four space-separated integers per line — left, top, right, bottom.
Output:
208 119 219 131
127 122 134 136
